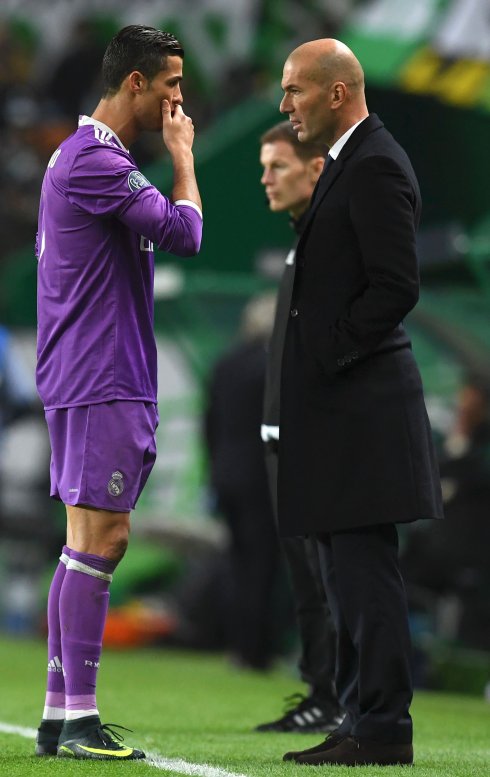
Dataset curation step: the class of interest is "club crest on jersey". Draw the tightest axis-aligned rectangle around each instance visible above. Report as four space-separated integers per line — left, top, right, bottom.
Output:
108 471 124 497
128 171 151 192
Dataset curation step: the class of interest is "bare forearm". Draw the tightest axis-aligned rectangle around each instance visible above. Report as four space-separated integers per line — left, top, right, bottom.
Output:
171 151 202 211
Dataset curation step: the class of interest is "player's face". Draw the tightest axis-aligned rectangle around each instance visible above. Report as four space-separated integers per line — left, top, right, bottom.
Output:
138 55 184 131
260 140 318 219
280 57 332 144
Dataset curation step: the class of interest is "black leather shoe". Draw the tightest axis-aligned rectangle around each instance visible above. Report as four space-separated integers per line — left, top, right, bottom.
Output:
283 731 344 761
286 735 413 766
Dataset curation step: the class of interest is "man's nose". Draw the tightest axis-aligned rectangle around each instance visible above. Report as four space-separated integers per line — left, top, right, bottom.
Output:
261 169 272 185
279 94 290 114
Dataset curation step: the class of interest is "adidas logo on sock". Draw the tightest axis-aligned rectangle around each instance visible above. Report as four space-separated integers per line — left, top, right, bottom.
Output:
47 656 63 673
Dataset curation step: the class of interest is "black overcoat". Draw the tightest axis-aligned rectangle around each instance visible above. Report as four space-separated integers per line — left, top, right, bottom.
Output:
277 114 443 536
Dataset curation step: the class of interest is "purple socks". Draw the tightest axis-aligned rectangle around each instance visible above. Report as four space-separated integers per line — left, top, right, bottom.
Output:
43 546 70 719
43 547 117 721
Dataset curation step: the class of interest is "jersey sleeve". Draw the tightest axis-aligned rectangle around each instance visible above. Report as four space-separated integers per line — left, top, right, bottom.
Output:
69 144 202 257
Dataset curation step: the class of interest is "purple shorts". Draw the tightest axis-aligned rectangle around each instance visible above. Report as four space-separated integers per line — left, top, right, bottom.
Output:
45 401 158 512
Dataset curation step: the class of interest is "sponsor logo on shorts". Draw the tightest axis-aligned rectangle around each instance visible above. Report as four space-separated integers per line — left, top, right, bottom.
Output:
108 470 124 497
128 170 151 192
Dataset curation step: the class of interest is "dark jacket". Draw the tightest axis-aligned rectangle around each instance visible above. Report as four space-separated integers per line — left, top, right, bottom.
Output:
205 338 270 500
262 213 307 427
277 114 443 536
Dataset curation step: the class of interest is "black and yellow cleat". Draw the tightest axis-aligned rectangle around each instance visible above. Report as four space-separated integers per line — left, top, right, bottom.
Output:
35 718 63 756
57 715 145 760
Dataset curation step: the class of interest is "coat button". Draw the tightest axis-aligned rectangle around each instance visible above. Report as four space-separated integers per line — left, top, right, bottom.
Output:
290 308 299 317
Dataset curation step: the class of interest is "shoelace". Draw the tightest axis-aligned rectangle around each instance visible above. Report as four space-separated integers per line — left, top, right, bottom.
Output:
97 723 133 746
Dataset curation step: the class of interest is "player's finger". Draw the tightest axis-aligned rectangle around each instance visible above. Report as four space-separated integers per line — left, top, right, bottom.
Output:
161 99 171 120
172 104 184 119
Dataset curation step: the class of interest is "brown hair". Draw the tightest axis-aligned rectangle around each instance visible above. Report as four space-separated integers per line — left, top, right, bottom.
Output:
260 121 327 161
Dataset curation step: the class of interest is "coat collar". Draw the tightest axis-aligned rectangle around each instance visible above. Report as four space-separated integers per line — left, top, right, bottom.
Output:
298 114 385 243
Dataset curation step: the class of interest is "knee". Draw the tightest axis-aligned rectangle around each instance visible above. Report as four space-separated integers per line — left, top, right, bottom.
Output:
104 530 129 564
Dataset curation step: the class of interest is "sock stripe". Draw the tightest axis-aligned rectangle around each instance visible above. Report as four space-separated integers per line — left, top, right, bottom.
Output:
66 559 113 582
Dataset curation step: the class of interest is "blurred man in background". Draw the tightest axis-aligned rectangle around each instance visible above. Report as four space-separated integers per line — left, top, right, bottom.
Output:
256 122 343 733
35 25 202 761
204 293 282 671
0 324 37 529
402 373 490 651
0 325 35 434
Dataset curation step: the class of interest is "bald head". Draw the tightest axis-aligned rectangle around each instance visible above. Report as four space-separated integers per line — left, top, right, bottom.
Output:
288 39 364 93
280 39 368 146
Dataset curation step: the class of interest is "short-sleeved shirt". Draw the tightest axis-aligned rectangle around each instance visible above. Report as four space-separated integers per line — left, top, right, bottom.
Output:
36 115 202 410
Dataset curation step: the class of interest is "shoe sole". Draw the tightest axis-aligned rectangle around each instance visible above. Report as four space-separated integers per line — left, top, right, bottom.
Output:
57 745 145 760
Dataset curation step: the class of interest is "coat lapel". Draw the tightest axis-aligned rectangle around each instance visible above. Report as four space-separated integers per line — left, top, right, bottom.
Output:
297 114 385 252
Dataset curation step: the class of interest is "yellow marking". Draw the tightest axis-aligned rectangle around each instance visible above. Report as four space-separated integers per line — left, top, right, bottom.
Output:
399 46 490 108
78 744 134 758
399 47 440 93
433 60 490 106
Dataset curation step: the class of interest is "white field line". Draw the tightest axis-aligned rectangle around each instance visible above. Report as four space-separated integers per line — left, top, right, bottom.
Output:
0 721 250 777
0 723 37 738
145 753 250 777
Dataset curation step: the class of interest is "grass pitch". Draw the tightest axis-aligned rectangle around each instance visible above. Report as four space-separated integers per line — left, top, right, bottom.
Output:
0 636 488 777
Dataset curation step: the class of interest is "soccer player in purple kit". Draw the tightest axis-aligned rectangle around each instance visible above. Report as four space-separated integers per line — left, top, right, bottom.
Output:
34 26 202 760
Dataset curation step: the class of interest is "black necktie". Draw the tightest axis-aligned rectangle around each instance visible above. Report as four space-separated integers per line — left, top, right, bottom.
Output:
322 154 335 175
310 154 334 206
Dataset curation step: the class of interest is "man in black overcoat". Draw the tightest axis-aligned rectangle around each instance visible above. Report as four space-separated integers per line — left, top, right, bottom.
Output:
278 39 443 767
256 121 344 732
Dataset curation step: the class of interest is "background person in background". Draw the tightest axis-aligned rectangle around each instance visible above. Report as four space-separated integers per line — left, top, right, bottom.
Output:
0 323 38 530
256 121 343 733
401 373 490 652
35 25 202 761
278 39 443 767
204 293 282 671
0 324 36 433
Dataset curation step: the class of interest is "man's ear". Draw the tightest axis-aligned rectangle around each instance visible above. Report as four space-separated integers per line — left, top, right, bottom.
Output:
309 155 326 184
127 71 147 94
330 80 347 110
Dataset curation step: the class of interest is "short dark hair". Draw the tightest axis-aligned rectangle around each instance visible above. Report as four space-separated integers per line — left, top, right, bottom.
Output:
260 121 327 161
101 25 184 96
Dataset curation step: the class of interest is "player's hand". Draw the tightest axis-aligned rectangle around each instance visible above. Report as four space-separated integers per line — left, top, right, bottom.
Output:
161 100 195 157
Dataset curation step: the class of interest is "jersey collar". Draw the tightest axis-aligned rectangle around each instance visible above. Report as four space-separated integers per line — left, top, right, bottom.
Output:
78 115 127 151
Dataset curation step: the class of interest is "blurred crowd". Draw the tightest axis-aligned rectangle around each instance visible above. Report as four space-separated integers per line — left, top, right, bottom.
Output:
0 1 351 262
0 18 102 258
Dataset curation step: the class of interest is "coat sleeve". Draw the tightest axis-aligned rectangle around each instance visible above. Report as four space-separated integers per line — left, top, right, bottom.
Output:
321 154 420 374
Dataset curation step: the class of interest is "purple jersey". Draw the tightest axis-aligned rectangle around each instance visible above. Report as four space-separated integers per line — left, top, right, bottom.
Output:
36 116 202 410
